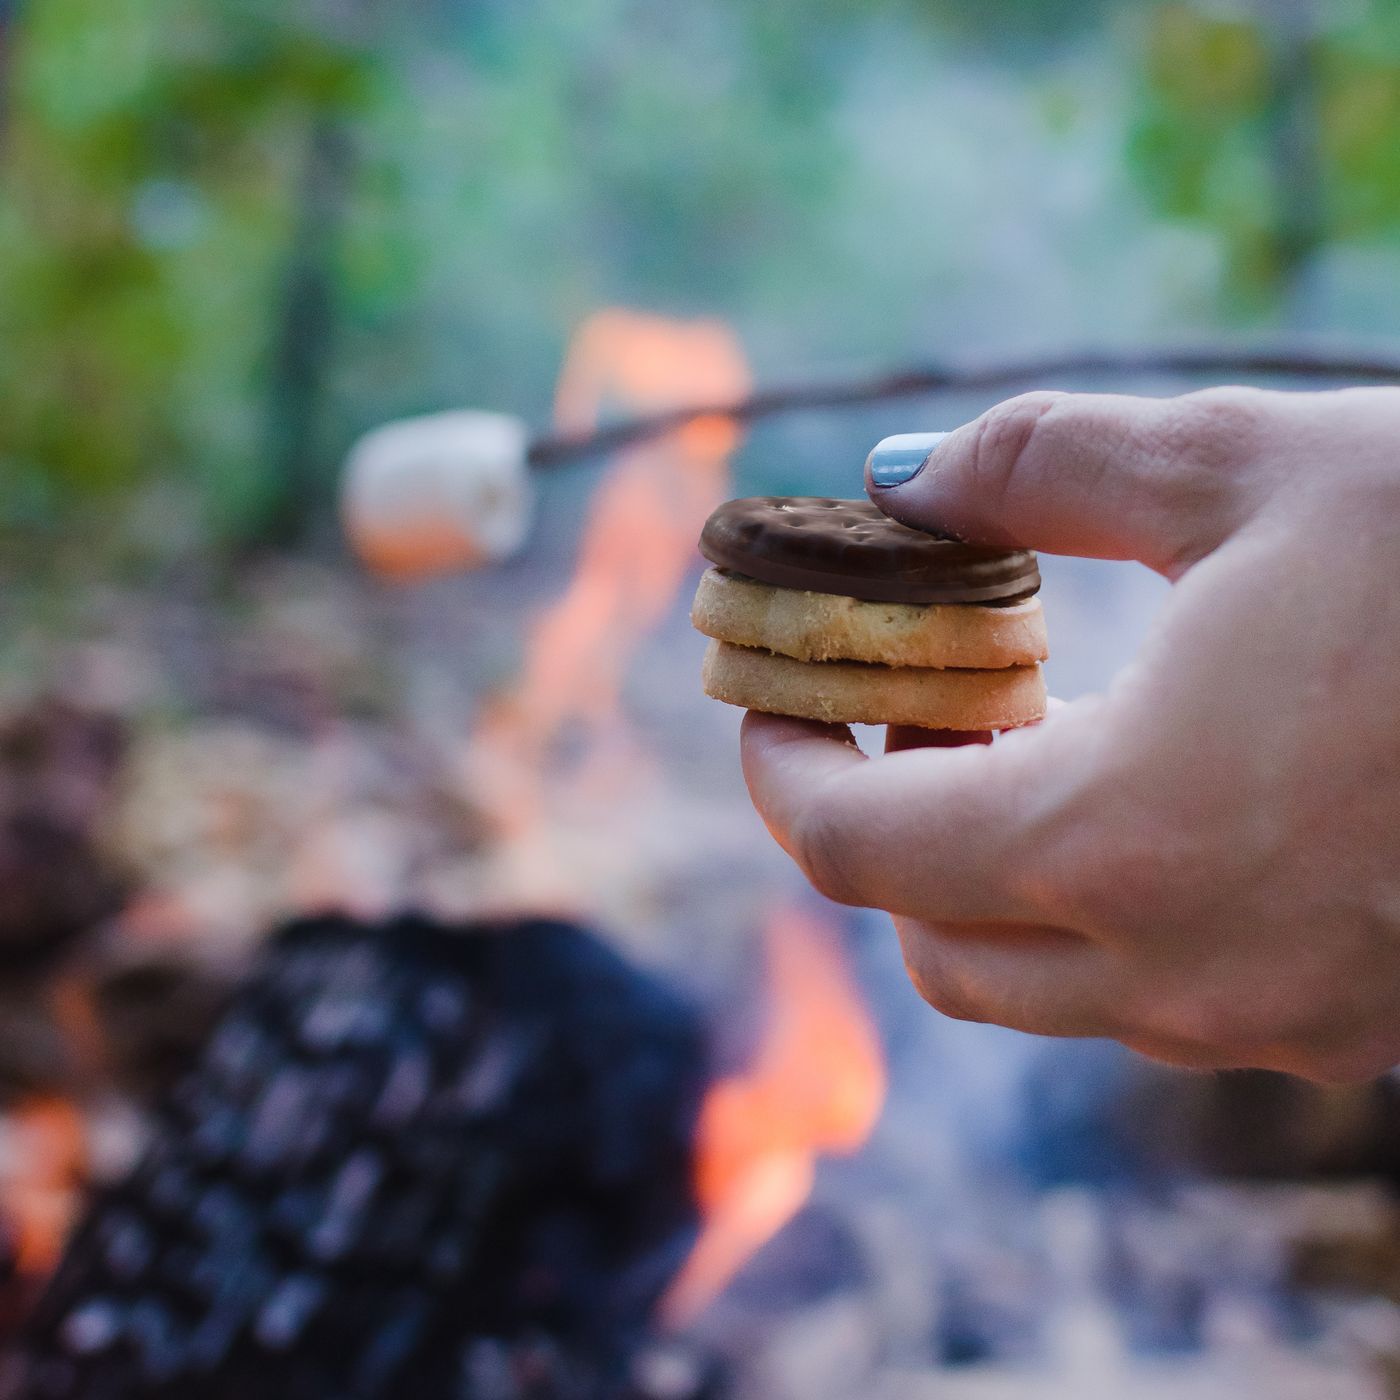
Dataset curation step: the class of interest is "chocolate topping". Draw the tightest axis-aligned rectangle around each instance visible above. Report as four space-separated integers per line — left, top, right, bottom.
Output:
699 496 1040 605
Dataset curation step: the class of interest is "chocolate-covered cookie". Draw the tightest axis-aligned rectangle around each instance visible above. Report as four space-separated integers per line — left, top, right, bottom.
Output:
699 496 1039 606
692 493 1048 731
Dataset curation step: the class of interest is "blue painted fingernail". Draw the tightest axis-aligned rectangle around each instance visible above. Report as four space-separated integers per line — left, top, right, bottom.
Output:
866 432 950 487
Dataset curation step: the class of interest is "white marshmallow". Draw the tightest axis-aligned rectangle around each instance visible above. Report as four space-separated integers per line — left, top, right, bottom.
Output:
340 410 533 577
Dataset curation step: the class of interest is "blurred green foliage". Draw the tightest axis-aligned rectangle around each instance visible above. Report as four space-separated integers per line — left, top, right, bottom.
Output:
1320 3 1400 238
1130 5 1277 293
1129 0 1400 309
0 0 379 542
4 0 1400 555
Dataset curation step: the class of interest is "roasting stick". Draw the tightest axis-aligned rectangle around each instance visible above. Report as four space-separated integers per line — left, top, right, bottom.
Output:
525 341 1400 472
341 342 1400 578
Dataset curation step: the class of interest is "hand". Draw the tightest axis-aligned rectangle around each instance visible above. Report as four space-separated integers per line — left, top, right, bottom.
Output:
741 387 1400 1082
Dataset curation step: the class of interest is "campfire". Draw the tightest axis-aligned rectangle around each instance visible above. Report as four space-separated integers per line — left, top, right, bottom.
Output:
2 317 1400 1398
660 905 885 1332
0 307 891 1399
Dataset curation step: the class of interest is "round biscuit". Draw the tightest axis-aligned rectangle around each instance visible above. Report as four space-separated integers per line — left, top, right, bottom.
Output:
691 568 1047 668
701 640 1046 730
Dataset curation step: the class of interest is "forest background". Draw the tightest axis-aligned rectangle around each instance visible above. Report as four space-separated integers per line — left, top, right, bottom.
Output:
4 0 1398 568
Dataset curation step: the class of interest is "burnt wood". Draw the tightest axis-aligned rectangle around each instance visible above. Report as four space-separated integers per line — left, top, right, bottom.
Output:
2 915 706 1400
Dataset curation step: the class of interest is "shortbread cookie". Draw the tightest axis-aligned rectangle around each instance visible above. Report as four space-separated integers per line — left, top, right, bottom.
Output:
693 496 1048 730
691 567 1047 669
702 640 1047 730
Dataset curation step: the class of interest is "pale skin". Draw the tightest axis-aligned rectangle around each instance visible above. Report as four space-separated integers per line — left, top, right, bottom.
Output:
740 386 1400 1083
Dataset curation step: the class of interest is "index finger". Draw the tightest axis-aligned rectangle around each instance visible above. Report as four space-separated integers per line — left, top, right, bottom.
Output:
866 387 1290 575
740 710 1065 923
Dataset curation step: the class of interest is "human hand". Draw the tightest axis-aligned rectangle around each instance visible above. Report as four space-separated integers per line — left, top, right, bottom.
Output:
741 387 1400 1081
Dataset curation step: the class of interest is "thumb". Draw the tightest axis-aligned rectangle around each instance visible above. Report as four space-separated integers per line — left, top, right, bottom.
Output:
865 388 1284 576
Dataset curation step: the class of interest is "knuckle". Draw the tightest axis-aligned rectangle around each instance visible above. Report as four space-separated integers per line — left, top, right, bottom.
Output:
1124 387 1279 569
791 807 862 907
1024 758 1210 936
1078 842 1170 931
900 931 990 1024
1020 816 1166 935
911 969 989 1025
995 718 1177 932
1128 951 1399 1079
924 992 989 1025
1108 386 1276 571
1139 979 1318 1062
966 391 1066 505
1014 834 1105 925
1164 386 1274 472
1145 987 1251 1053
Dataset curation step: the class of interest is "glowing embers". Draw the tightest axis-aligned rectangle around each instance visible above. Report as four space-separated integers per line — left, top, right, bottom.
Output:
0 1096 85 1282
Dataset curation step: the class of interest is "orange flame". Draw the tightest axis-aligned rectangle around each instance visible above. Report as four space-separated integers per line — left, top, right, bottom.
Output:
659 904 887 1329
465 310 750 872
2 1096 85 1279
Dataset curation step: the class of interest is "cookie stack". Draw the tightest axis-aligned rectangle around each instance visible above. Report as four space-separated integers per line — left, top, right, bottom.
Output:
691 497 1047 730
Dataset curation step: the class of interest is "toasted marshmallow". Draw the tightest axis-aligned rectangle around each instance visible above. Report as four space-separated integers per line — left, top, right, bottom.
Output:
341 410 532 578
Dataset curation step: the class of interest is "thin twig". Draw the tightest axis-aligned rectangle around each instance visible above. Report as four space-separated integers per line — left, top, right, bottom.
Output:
526 343 1400 470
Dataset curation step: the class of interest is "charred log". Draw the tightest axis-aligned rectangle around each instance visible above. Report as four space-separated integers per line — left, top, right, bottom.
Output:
3 915 707 1400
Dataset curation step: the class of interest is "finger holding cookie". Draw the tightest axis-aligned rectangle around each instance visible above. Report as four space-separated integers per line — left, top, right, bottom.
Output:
710 386 1400 1082
737 706 1084 925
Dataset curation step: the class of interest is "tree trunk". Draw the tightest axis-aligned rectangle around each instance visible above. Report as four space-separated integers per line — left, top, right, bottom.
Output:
0 0 19 146
263 116 353 547
1259 0 1324 325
